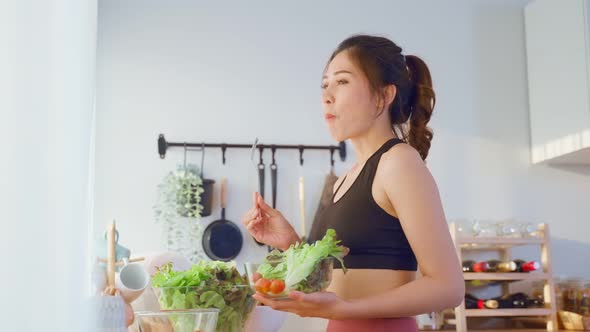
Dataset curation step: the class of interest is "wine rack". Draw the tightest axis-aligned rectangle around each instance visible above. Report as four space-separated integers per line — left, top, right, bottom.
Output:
449 222 558 331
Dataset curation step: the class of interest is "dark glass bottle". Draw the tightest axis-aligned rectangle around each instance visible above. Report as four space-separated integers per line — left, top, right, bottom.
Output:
514 259 541 272
462 260 475 273
465 293 484 309
487 259 517 272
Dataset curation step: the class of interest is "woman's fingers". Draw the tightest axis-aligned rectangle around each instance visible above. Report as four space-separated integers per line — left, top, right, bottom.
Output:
243 206 263 222
243 192 270 237
257 195 278 216
245 219 257 233
244 211 265 230
242 208 255 226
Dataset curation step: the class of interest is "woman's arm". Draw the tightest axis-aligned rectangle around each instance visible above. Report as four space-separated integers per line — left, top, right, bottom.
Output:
342 144 464 318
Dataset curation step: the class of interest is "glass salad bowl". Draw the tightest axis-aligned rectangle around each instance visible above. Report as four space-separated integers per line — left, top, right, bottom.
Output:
152 284 256 332
151 260 257 332
244 257 335 300
135 308 219 332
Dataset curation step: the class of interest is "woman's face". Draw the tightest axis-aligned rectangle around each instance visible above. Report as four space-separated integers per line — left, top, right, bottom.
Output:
321 50 379 142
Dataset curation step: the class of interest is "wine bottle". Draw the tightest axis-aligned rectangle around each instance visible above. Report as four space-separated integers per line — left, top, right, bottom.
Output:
472 261 490 273
465 293 484 309
485 293 528 309
462 260 475 273
526 297 545 308
487 260 518 272
514 259 541 272
508 292 532 308
484 298 527 309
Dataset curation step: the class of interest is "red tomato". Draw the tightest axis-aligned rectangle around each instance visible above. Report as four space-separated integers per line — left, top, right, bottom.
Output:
269 279 285 294
252 272 262 282
255 278 271 293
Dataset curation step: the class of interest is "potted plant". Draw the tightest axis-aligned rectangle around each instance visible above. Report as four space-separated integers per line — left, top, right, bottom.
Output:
153 163 206 263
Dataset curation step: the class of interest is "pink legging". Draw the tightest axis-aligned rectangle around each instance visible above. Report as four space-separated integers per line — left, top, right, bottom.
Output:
326 317 418 332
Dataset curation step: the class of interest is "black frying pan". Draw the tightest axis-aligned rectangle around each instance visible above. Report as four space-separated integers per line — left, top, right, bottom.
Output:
202 177 243 261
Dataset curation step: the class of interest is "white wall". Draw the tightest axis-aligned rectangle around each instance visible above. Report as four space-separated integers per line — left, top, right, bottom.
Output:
95 0 590 330
1 1 97 331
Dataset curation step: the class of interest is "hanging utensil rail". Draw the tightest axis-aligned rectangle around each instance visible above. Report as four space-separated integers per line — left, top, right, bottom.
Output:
158 134 347 165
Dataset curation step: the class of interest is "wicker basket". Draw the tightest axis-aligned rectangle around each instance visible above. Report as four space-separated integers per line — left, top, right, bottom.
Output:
559 310 590 330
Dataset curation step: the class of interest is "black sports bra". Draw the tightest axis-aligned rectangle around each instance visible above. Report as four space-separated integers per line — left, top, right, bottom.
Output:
307 138 417 270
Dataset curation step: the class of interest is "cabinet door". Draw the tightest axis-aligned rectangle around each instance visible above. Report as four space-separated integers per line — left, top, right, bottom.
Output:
525 0 590 164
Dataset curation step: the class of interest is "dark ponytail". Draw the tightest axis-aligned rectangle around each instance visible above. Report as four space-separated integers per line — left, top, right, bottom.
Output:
329 35 436 160
404 55 435 160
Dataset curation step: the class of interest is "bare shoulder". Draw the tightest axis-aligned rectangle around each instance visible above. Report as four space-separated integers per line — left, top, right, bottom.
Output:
376 141 438 203
379 142 426 174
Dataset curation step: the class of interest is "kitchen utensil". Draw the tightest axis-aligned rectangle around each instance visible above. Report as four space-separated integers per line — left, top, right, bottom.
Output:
299 176 306 241
249 137 260 200
115 258 150 303
267 148 278 252
202 177 243 261
250 138 265 246
107 222 117 291
258 147 266 199
270 147 277 209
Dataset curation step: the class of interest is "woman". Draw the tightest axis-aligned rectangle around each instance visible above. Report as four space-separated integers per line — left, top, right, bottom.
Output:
242 34 464 331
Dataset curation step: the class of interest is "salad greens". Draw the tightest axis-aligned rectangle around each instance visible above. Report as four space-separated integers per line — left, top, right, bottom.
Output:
257 229 347 293
152 260 255 332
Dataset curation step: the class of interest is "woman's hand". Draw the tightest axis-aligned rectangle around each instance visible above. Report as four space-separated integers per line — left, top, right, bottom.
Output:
242 192 301 250
253 291 352 320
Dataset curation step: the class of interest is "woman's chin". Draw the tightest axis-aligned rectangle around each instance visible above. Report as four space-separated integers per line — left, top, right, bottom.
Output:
332 134 349 143
327 129 346 142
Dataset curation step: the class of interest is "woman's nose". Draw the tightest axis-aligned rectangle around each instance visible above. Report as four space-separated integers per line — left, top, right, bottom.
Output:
322 90 334 105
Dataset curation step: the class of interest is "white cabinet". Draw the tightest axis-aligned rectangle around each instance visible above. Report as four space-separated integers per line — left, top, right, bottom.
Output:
525 0 590 165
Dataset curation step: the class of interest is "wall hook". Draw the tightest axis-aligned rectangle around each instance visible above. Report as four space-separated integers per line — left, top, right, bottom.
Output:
221 144 227 165
298 145 304 166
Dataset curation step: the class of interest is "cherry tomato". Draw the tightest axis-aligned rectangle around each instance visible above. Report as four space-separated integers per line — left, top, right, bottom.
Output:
269 279 286 294
255 278 271 293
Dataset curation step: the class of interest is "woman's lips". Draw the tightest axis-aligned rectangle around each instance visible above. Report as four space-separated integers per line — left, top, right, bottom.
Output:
325 114 336 121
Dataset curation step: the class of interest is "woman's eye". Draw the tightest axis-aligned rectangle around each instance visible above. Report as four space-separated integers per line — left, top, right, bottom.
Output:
321 79 348 89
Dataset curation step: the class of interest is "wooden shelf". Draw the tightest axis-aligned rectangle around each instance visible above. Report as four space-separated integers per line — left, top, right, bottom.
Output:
458 237 544 249
465 308 554 317
463 272 549 281
450 222 558 332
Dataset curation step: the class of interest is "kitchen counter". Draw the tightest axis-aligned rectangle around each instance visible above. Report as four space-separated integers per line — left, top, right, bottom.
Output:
278 314 569 332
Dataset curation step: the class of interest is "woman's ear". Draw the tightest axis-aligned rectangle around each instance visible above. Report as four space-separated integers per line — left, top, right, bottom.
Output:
384 84 396 107
376 85 397 110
